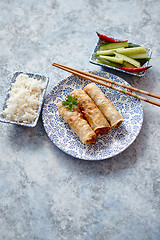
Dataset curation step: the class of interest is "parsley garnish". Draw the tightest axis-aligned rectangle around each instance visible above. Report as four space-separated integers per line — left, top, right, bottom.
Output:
62 95 78 111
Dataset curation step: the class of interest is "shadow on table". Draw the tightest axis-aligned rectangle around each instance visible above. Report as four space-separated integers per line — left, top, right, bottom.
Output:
3 114 49 151
5 109 148 176
52 122 147 176
97 65 155 94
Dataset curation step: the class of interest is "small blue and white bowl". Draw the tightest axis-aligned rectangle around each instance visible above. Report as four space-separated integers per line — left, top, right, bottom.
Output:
0 72 49 127
90 38 152 77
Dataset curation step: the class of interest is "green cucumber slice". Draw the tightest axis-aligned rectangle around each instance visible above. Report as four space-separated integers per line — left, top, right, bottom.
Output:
123 61 136 68
115 52 141 68
96 48 125 56
96 56 120 67
115 46 147 55
99 41 129 51
127 53 150 59
99 55 123 64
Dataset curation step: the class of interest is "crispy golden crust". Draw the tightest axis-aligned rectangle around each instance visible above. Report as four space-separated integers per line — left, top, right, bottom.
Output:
69 89 111 136
84 83 123 128
58 102 96 144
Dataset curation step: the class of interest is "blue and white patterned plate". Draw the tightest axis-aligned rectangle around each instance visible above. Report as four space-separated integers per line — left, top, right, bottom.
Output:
42 71 143 160
0 72 49 127
90 38 152 77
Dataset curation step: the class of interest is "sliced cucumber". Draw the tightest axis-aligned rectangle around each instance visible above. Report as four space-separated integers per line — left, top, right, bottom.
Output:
115 46 147 55
115 52 141 68
127 53 150 59
123 61 136 68
96 47 125 56
99 41 129 51
99 55 123 64
128 43 136 48
96 56 120 67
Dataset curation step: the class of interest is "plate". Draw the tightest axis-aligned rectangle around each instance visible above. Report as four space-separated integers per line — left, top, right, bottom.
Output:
90 38 152 77
42 71 143 160
0 72 49 127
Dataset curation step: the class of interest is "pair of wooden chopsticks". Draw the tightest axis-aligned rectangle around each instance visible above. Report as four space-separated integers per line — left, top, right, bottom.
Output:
52 62 160 107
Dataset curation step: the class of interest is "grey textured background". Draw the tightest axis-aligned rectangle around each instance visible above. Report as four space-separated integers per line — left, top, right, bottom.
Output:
0 0 160 239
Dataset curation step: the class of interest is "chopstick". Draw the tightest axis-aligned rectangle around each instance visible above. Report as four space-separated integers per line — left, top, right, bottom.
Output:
52 62 160 107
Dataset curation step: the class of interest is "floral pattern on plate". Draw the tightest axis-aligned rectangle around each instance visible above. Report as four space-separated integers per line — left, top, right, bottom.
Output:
42 71 143 160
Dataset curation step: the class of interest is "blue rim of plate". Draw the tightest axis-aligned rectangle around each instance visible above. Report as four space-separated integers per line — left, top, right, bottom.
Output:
0 72 49 127
90 39 152 77
42 71 143 161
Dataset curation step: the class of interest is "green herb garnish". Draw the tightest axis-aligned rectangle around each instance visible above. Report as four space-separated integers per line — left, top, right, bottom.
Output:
62 95 77 111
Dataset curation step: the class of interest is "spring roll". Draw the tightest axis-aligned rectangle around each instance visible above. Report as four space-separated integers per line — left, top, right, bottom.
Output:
69 89 111 137
84 83 123 128
58 102 96 144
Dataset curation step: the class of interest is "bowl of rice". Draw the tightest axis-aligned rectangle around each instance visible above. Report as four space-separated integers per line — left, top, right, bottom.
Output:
0 72 49 127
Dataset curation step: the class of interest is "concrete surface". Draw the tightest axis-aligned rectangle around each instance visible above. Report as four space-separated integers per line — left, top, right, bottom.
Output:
0 0 160 239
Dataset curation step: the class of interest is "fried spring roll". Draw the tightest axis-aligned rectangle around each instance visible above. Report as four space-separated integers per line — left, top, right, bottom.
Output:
69 89 111 136
84 83 123 128
58 102 96 144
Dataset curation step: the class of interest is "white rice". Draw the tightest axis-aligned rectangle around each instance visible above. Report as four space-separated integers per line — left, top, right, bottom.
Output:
2 73 45 124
